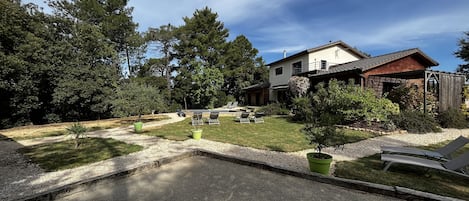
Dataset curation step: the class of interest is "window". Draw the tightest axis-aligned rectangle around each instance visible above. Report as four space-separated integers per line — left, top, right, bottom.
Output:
321 60 327 70
275 67 283 75
292 61 302 75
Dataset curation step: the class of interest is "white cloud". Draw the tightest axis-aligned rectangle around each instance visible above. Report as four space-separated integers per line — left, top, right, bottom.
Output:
129 0 290 31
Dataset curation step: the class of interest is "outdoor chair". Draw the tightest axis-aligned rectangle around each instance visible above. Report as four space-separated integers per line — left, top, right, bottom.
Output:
176 109 186 117
381 151 469 178
381 136 469 160
252 112 265 123
208 112 220 125
239 112 250 124
191 112 203 126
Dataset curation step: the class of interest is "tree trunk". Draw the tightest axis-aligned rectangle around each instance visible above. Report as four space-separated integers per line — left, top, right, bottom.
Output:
125 46 131 76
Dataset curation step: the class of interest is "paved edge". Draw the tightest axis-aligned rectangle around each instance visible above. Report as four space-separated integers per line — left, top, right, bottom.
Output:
14 150 462 201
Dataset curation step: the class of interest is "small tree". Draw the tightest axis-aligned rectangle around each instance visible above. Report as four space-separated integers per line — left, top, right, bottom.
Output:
66 122 87 148
112 82 165 121
301 113 345 157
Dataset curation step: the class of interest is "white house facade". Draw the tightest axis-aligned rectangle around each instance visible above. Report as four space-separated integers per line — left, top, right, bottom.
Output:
268 41 368 102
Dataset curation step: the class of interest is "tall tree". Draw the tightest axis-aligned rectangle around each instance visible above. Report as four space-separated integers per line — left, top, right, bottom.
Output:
51 21 119 121
456 32 469 79
175 7 229 70
0 1 57 127
223 35 268 101
174 7 228 108
145 24 178 91
49 0 142 77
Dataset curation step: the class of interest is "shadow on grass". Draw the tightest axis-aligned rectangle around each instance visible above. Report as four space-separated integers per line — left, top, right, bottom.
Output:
334 153 469 200
266 145 286 152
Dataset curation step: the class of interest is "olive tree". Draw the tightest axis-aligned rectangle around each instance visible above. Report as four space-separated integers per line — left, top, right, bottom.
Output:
111 82 165 121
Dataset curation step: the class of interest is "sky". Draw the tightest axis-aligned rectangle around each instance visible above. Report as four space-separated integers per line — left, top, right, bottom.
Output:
25 0 469 72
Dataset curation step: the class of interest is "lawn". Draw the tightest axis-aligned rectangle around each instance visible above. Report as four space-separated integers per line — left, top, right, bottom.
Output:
144 116 379 152
334 141 469 200
1 115 169 140
20 138 143 172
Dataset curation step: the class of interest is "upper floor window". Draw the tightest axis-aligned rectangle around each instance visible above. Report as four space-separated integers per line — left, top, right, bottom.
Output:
275 67 283 75
321 60 327 70
292 61 302 75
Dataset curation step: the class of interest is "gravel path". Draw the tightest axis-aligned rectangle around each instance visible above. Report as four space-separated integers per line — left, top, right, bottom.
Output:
1 113 468 201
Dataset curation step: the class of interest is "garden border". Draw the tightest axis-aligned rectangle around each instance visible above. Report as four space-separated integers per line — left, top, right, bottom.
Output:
16 150 461 201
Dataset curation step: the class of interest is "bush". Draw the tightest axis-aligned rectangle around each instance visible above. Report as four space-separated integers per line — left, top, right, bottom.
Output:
387 84 438 117
168 103 182 113
43 113 61 123
311 79 399 124
257 103 290 116
392 110 441 133
66 122 87 148
438 108 468 129
291 97 313 122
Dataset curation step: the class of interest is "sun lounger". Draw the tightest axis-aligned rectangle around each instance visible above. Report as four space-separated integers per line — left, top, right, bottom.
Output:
239 112 250 124
381 151 469 178
208 112 220 125
252 112 265 123
381 136 469 160
192 112 203 126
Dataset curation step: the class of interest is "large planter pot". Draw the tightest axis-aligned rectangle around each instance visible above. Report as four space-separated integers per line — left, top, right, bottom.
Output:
191 129 203 140
134 122 143 133
306 152 333 175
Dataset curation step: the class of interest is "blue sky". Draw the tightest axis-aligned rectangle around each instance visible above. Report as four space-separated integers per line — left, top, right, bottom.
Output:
25 0 469 72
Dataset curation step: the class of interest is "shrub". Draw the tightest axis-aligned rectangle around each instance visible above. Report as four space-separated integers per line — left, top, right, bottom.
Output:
310 79 399 124
392 110 441 133
461 86 469 118
291 97 313 122
257 103 289 116
66 122 87 148
438 108 468 129
168 103 182 112
387 84 438 117
43 113 61 123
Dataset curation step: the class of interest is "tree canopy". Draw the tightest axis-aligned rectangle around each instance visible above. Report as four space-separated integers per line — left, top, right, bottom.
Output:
456 32 469 79
0 2 267 128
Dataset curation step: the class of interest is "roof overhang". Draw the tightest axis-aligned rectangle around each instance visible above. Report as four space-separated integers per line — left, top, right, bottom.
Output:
271 85 289 90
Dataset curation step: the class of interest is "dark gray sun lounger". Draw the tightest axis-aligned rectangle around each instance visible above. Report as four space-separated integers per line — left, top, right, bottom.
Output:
381 136 469 160
208 112 220 125
381 151 469 178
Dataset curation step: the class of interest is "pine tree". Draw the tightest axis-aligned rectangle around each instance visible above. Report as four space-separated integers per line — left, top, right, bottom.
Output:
223 35 268 101
456 32 469 80
174 7 228 108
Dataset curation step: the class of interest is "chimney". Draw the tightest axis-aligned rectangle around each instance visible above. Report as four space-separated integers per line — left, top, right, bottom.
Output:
283 50 287 58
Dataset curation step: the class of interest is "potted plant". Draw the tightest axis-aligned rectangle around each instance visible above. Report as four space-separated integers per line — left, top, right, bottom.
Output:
191 113 203 140
301 117 344 175
191 124 203 140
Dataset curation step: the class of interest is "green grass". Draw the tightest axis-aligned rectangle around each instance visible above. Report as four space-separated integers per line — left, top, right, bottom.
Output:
144 116 379 152
20 138 143 172
334 141 469 200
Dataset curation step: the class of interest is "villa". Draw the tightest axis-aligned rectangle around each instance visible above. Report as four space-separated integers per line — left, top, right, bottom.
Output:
244 41 464 111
